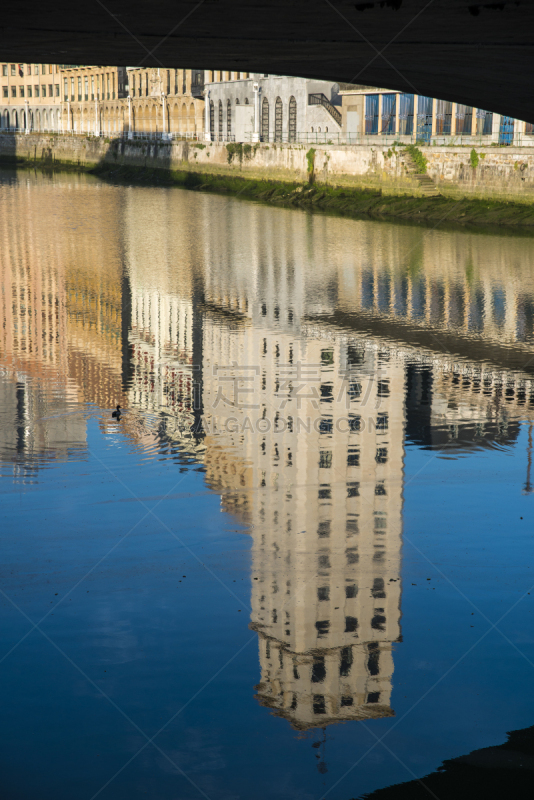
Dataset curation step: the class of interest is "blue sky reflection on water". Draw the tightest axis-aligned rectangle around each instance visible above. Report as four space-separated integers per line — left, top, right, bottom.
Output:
1 169 534 800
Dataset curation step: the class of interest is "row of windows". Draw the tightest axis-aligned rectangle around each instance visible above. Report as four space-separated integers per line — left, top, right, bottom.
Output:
319 413 389 433
209 95 298 141
318 481 386 500
364 93 494 137
63 75 118 103
318 447 388 468
2 85 59 99
266 641 382 682
2 64 56 77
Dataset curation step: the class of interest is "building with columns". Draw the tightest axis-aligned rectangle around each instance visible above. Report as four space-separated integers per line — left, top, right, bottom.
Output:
340 85 533 145
203 72 342 143
0 60 62 131
60 65 128 134
125 67 204 135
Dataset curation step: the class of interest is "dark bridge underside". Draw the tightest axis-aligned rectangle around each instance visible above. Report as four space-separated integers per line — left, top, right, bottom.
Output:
2 0 534 122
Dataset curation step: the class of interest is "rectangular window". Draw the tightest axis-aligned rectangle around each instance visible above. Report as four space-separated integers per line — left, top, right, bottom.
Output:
112 73 115 99
34 64 39 75
365 94 379 134
55 83 59 97
77 76 82 101
70 77 74 101
476 109 493 135
526 121 534 135
34 85 39 97
456 104 473 135
48 84 53 97
399 94 413 136
27 86 32 98
27 65 32 76
319 451 332 469
435 99 452 135
91 76 95 100
2 87 7 98
19 86 25 97
107 75 110 99
2 65 7 77
11 86 16 97
84 76 88 101
381 93 396 134
416 95 433 142
11 64 16 76
42 85 46 97
64 77 68 101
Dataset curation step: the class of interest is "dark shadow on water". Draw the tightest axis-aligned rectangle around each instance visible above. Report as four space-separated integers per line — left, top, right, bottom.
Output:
359 724 534 799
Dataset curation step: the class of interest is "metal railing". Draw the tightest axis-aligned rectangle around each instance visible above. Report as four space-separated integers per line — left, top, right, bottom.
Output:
308 93 342 126
3 127 534 148
244 130 534 147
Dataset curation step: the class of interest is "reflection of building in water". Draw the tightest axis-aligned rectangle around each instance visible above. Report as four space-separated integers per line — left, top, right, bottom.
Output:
201 298 404 728
120 186 207 455
0 173 142 471
333 224 534 350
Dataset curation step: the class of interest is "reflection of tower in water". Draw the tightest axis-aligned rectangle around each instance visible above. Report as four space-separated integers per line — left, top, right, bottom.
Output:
201 311 404 730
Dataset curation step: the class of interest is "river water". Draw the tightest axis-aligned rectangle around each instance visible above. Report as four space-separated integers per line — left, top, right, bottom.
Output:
1 168 534 800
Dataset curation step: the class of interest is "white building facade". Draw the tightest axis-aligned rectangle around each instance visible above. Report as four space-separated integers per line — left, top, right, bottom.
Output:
204 72 342 143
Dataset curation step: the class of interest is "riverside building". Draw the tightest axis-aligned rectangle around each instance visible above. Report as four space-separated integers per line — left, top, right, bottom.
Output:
340 85 534 146
203 72 342 143
0 61 62 131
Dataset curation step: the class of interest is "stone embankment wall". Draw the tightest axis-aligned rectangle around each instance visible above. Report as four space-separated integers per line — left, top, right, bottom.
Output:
2 133 534 201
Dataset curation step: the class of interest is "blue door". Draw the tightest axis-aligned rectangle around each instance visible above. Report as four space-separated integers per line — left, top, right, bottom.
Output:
499 116 514 145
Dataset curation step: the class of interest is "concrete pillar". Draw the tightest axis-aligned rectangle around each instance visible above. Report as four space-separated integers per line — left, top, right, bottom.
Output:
252 82 260 142
492 112 501 144
431 97 437 136
378 93 383 135
395 93 400 136
204 89 211 141
451 102 457 136
514 118 524 146
127 95 132 138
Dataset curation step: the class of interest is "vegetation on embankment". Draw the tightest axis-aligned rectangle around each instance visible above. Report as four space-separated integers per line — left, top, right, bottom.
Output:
5 152 534 228
91 162 534 227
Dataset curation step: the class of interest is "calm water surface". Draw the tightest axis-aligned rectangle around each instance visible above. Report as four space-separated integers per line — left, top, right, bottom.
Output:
1 169 534 799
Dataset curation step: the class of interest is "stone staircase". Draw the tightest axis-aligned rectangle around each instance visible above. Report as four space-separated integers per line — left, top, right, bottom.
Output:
403 152 440 197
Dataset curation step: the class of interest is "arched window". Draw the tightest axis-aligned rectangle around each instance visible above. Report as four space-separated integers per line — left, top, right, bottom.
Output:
244 97 249 104
261 96 269 141
218 99 223 138
13 110 18 129
288 95 297 142
209 100 214 134
190 102 196 132
227 98 232 138
183 70 187 95
235 98 240 105
275 97 282 142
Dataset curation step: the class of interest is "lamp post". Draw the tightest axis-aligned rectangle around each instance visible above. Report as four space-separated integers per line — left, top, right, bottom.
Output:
161 92 167 138
204 88 211 142
128 95 132 139
252 81 260 143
